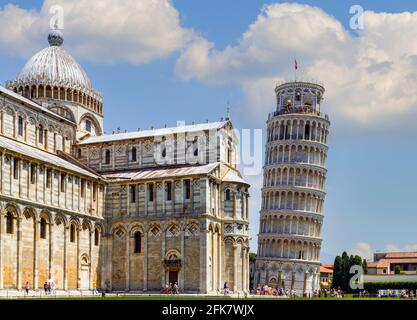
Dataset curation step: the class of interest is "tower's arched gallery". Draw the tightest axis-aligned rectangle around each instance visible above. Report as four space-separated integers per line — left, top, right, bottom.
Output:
0 30 250 293
255 81 330 293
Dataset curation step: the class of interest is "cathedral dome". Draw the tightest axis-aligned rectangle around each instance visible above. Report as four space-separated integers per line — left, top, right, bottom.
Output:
15 30 92 91
9 30 103 115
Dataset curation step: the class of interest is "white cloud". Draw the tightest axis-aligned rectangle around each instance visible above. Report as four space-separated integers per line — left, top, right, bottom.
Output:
385 243 417 252
176 3 417 135
243 172 263 251
351 242 417 261
351 242 374 261
0 0 195 64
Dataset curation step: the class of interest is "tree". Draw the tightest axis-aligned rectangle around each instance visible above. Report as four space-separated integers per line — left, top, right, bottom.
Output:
332 255 342 289
331 252 365 292
249 253 257 263
395 266 401 275
362 260 368 275
340 252 350 291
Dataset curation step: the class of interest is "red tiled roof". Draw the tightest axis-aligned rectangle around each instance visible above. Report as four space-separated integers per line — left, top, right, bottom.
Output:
322 264 334 270
372 260 390 268
320 266 333 274
384 252 417 259
383 258 417 264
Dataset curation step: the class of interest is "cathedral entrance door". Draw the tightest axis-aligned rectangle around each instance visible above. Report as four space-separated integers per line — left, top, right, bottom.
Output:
80 267 89 290
169 271 179 284
80 255 90 290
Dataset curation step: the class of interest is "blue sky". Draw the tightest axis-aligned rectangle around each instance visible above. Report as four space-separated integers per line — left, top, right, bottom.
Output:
1 0 417 263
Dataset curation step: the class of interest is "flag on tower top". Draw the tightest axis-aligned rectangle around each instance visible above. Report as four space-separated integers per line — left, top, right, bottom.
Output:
295 59 298 70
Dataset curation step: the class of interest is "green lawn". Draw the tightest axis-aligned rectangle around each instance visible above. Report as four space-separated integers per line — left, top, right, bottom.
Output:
4 295 407 301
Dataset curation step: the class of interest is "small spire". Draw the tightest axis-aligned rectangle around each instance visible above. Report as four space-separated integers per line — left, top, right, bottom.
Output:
226 101 231 121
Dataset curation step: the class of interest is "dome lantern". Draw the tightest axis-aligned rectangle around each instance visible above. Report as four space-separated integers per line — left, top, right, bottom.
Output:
48 29 64 47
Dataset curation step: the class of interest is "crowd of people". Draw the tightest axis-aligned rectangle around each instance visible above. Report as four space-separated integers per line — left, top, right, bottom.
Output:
24 280 55 296
376 289 415 298
251 284 320 298
160 282 179 295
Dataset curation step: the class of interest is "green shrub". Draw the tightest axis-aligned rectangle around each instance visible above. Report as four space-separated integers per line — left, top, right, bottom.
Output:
364 282 417 293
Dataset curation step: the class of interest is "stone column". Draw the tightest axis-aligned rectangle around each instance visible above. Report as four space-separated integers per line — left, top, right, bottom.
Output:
265 267 269 287
210 230 215 292
290 271 295 291
125 232 130 291
303 272 308 293
161 228 166 288
180 228 185 290
17 216 23 290
241 247 246 292
107 233 113 291
199 228 208 293
312 272 318 292
76 228 80 289
89 229 93 290
63 226 68 290
143 230 148 291
48 217 54 284
233 192 237 219
33 218 39 289
217 232 222 292
246 248 250 292
0 209 3 289
233 244 238 292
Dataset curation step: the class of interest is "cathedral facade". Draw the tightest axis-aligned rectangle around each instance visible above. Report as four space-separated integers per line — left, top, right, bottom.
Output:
0 30 250 293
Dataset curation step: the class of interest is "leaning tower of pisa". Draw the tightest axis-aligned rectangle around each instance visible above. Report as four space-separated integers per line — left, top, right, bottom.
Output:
254 81 330 294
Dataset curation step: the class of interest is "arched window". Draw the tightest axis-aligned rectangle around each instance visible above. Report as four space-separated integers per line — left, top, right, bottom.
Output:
38 125 44 144
6 212 13 234
70 224 76 243
60 173 66 192
94 228 100 246
162 147 166 158
134 231 141 253
284 125 289 140
225 189 231 201
184 180 191 200
131 147 137 162
13 158 19 179
105 150 111 165
40 218 47 239
130 185 136 203
18 116 24 136
85 119 92 133
166 182 172 201
305 124 310 140
30 164 36 184
194 148 198 157
148 183 154 202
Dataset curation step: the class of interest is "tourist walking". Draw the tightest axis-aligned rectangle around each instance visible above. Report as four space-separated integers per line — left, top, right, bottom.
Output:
224 282 229 296
173 282 179 294
25 282 30 295
43 282 48 295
